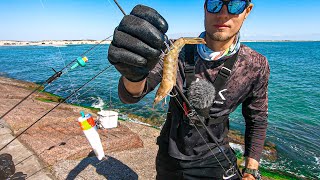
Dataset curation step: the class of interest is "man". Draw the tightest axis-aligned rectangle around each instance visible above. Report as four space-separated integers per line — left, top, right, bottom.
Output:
108 0 269 179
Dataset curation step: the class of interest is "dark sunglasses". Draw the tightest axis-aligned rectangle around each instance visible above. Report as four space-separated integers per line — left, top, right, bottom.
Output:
205 0 250 15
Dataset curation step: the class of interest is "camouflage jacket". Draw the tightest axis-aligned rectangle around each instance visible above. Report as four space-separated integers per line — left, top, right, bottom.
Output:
118 44 270 161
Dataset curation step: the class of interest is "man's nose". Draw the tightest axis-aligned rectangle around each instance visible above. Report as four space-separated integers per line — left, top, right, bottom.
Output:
217 4 229 17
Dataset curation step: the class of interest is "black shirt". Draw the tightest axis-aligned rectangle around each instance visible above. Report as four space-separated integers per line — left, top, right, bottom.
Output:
118 44 270 161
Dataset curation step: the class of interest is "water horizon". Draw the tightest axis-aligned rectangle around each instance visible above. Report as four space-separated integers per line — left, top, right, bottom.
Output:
0 42 319 179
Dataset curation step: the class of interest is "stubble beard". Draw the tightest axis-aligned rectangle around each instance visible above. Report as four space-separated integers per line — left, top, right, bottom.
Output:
206 30 238 42
204 17 243 42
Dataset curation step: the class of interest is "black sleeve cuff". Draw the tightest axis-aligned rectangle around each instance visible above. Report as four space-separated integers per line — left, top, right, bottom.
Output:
118 76 148 104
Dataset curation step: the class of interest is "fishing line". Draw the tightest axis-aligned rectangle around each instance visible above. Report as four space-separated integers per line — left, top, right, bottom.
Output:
155 47 241 177
0 0 129 171
40 0 45 9
153 61 232 174
171 93 226 172
106 0 122 17
1 1 239 178
68 67 116 106
0 35 113 122
172 86 241 179
55 41 110 105
58 47 80 103
19 13 112 109
0 65 112 152
150 60 235 176
68 85 103 106
68 86 96 105
110 0 241 177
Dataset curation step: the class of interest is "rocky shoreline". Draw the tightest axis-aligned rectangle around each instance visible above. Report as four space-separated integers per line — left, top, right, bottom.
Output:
0 40 111 46
1 40 318 47
0 76 303 179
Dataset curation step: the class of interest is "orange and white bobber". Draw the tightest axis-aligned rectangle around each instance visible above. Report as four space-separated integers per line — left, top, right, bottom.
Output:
78 111 105 160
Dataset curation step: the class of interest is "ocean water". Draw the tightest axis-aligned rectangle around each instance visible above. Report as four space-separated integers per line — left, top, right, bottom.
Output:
0 42 319 178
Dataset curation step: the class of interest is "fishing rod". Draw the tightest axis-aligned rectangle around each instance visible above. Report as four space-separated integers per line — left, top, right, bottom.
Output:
0 0 127 153
0 2 126 176
112 1 242 179
114 0 126 16
0 35 112 121
0 2 119 151
0 65 112 152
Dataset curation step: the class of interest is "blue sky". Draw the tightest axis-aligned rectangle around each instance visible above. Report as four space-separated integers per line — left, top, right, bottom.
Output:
1 0 320 41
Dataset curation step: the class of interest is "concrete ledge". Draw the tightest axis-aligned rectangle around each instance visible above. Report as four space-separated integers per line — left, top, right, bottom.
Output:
0 124 53 179
19 121 143 166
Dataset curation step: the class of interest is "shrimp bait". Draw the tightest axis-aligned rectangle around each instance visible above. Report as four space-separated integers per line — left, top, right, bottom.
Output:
153 37 206 106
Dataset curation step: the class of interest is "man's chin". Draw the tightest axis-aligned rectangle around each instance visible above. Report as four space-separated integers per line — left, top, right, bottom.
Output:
206 32 234 42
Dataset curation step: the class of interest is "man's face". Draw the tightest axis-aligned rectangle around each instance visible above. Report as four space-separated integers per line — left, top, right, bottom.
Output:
204 0 253 42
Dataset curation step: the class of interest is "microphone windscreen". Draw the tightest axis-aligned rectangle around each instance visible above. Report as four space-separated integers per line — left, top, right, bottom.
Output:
187 78 215 109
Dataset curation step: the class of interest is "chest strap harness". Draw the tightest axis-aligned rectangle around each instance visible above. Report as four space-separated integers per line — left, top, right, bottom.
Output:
170 44 242 179
179 44 239 126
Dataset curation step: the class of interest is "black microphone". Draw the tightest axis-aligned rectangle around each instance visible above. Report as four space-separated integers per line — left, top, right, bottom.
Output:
187 78 216 119
187 78 216 109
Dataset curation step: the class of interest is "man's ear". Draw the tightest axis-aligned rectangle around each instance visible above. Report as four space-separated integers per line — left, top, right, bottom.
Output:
244 3 254 19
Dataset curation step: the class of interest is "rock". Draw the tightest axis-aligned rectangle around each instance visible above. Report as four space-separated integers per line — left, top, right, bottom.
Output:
228 130 278 162
0 77 144 166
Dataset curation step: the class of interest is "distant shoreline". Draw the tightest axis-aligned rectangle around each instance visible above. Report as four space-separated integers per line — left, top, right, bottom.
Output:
0 40 111 46
0 39 319 46
242 40 320 42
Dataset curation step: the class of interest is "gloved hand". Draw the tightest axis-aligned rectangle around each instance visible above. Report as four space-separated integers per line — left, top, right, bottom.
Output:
108 5 168 82
0 153 15 179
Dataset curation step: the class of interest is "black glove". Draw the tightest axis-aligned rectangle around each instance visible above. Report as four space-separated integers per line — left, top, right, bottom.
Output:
0 153 15 179
108 5 168 82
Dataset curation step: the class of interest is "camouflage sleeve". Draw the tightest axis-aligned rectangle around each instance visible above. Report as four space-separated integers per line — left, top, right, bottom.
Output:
242 57 270 161
118 59 163 104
